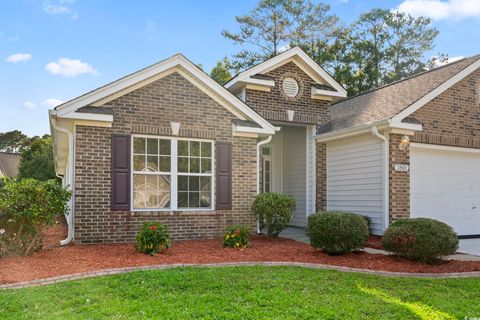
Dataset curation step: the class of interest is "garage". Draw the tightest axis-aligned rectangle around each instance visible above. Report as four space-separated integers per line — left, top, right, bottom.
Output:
410 144 480 237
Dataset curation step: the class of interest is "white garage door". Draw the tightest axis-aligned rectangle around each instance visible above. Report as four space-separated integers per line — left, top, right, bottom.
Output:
411 144 480 236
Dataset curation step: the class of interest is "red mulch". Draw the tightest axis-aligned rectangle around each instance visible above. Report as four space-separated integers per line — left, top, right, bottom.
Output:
366 235 384 250
2 235 480 284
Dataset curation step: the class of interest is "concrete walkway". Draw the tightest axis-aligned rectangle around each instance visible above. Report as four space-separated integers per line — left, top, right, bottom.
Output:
279 227 480 262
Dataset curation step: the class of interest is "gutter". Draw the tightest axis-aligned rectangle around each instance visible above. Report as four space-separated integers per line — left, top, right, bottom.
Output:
50 113 75 245
371 126 390 232
256 135 273 234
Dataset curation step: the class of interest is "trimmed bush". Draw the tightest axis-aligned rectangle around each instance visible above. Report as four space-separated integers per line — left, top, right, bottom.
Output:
383 218 458 263
0 178 71 257
251 193 296 237
306 211 369 255
223 225 251 249
134 222 172 256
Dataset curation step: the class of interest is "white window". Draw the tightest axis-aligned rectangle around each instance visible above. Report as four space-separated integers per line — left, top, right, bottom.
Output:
132 135 214 211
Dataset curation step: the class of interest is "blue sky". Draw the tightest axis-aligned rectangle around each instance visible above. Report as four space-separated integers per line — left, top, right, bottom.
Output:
1 0 479 136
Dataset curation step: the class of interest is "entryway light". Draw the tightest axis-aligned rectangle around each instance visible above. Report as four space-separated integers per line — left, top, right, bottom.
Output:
399 135 410 151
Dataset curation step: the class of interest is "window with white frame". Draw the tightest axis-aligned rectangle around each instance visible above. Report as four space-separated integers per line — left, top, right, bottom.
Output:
132 136 213 210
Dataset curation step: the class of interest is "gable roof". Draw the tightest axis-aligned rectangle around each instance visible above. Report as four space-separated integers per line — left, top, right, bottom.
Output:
225 47 347 97
52 54 276 135
0 152 21 178
320 54 480 134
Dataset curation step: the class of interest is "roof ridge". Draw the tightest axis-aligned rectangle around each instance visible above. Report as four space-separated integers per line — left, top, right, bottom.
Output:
333 54 480 106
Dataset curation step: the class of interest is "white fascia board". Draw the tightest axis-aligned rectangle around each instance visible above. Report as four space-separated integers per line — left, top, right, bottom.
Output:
316 119 422 143
392 58 480 124
55 54 275 134
311 87 346 99
233 124 275 135
59 112 113 122
226 47 347 97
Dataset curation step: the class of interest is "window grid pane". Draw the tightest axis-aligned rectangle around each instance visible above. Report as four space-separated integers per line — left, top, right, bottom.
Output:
133 137 213 210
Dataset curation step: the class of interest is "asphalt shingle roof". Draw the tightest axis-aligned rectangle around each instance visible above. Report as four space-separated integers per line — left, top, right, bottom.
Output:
319 55 480 134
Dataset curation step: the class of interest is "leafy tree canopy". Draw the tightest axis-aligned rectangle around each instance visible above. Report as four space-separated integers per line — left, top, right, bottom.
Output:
18 136 57 181
210 57 233 84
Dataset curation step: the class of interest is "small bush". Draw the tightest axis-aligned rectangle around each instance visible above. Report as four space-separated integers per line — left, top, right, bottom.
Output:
251 193 296 237
134 222 172 255
0 178 71 257
383 218 459 263
223 225 251 249
306 211 369 255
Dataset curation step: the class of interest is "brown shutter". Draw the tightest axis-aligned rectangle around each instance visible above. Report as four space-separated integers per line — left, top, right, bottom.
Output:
111 134 131 211
216 142 232 210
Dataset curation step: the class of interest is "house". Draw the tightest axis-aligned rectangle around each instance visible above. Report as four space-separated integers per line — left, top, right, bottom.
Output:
50 47 480 244
0 152 21 178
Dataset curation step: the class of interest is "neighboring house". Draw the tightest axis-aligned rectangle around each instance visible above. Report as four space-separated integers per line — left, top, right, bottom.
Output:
50 47 480 244
0 152 21 178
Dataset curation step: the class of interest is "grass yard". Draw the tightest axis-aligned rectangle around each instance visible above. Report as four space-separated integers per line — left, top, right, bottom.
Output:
1 266 479 319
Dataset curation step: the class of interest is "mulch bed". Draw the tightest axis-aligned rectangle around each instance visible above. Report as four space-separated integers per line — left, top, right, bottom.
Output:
366 235 384 250
2 235 480 284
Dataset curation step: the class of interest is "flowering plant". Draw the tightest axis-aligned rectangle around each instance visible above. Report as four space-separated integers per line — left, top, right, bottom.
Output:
134 222 171 255
223 225 251 249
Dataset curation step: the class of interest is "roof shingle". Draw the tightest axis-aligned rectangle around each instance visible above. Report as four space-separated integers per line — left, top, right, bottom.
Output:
321 54 480 133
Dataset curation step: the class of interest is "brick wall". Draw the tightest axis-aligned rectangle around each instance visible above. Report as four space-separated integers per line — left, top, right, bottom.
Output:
388 134 410 222
74 71 257 243
315 142 326 211
245 62 331 126
412 69 480 148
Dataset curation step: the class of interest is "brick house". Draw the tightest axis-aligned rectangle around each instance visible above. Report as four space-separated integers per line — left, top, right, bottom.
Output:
50 47 480 244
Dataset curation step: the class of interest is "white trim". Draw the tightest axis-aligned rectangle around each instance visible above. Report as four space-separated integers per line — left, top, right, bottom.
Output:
315 120 422 143
392 58 480 124
371 126 389 232
225 47 347 97
311 87 346 99
59 112 113 122
306 125 316 216
54 54 276 135
130 134 215 212
411 142 480 154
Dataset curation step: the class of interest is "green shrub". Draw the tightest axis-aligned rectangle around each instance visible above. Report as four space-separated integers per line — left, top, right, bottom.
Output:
134 222 172 255
0 178 71 257
251 193 296 237
306 211 369 255
223 225 251 249
383 218 459 263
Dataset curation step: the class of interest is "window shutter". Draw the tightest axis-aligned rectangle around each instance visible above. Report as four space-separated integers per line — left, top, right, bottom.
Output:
111 134 131 211
216 142 232 210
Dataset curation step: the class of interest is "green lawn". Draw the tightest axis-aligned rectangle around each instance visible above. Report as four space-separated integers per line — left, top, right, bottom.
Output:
1 266 479 319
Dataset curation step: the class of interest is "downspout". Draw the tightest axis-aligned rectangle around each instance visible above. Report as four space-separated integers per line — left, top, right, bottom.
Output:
256 135 272 234
371 126 390 232
51 116 75 245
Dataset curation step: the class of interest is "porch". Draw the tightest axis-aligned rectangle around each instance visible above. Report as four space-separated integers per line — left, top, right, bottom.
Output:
259 123 317 227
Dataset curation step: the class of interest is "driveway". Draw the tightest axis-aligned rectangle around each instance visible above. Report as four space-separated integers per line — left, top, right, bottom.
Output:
458 239 480 256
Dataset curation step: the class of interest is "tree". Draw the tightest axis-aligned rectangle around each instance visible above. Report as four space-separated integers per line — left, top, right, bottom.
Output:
337 9 439 95
222 0 339 72
0 130 29 153
18 135 57 181
210 57 233 84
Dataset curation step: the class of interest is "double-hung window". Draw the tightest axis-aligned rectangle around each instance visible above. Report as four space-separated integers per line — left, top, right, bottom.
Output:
132 135 214 211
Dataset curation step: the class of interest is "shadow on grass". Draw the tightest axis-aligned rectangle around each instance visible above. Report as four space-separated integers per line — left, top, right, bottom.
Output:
358 285 455 320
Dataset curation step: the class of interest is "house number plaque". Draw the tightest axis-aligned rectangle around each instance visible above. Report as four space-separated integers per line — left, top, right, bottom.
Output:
394 164 409 172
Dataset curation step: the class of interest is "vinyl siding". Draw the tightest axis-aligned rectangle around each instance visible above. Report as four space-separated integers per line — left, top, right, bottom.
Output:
326 134 385 235
284 126 307 227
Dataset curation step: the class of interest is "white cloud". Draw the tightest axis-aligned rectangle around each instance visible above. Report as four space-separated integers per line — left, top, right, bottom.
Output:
45 58 98 77
43 98 64 108
43 0 79 19
432 55 465 68
5 53 32 63
23 101 37 109
396 0 480 20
